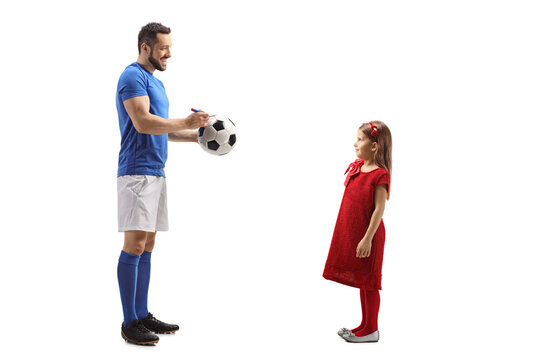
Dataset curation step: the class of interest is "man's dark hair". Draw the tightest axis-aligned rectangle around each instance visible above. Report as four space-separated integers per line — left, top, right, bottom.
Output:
138 22 171 54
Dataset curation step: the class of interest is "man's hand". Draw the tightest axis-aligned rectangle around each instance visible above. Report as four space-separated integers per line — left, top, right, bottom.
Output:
185 111 210 129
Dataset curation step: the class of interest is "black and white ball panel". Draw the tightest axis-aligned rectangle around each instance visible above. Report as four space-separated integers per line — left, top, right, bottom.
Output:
198 115 237 156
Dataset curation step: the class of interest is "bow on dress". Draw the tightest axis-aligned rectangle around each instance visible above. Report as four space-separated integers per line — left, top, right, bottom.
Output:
344 159 363 186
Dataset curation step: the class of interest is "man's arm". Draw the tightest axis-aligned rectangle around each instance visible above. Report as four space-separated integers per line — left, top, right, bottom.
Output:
123 96 208 135
168 130 198 143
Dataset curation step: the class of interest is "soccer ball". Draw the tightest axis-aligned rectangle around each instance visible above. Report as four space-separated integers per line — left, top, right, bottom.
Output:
197 115 237 156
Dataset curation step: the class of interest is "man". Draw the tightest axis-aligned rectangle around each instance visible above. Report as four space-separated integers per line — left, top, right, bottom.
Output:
116 22 209 345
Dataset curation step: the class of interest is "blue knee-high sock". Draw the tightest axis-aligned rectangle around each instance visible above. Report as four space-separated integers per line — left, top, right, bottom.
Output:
117 251 140 327
135 251 152 319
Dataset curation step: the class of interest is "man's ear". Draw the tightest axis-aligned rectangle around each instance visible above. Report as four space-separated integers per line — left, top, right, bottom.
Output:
141 42 150 55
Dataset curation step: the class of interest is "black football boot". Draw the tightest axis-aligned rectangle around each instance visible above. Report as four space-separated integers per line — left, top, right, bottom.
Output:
121 319 160 345
140 312 179 334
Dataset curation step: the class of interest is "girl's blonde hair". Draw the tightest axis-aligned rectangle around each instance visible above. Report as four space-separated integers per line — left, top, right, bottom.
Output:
360 121 392 198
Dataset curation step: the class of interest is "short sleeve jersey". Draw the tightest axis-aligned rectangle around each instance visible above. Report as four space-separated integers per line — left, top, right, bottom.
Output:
116 62 169 177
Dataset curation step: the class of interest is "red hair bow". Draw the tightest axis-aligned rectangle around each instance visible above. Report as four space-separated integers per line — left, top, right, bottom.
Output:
369 122 378 140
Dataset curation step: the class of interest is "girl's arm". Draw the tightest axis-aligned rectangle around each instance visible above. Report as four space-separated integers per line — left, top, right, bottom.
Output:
356 184 388 258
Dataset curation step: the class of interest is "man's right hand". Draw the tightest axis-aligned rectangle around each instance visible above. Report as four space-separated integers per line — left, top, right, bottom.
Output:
185 111 210 129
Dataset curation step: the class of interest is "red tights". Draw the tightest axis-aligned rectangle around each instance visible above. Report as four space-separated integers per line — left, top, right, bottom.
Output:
351 289 380 336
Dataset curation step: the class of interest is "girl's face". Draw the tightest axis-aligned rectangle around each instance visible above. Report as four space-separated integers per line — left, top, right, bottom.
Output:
354 129 376 160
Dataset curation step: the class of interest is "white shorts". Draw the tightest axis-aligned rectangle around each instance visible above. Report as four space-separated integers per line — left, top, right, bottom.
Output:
117 175 169 232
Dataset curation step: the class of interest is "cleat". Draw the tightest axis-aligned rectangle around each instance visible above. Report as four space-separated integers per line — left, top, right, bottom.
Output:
140 312 179 334
121 320 159 345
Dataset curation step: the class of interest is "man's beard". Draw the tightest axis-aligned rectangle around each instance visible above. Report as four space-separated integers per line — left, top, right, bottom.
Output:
149 47 166 71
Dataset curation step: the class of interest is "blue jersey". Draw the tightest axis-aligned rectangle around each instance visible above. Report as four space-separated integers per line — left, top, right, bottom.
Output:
116 62 169 177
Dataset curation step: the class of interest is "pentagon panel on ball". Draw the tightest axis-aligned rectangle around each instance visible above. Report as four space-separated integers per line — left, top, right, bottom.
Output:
197 115 237 156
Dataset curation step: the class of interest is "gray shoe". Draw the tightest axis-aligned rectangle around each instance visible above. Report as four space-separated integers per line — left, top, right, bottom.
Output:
341 330 379 343
337 328 352 336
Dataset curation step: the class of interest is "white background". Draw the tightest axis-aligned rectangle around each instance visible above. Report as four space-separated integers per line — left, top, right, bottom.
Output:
1 0 539 358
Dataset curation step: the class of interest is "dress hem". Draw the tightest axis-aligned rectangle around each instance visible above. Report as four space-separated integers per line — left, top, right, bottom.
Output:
322 272 382 291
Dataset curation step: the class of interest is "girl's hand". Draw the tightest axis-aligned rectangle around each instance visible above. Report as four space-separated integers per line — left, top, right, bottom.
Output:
356 238 372 258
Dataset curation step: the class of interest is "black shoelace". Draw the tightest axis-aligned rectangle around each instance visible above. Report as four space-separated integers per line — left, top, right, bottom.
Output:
135 320 150 333
147 313 164 324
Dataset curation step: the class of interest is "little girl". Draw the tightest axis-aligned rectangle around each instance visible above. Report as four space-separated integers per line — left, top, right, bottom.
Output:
323 121 392 343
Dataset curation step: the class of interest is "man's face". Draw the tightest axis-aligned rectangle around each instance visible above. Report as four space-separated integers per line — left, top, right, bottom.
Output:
147 33 172 71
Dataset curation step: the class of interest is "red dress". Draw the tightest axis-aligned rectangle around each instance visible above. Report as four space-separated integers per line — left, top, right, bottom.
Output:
323 159 390 290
